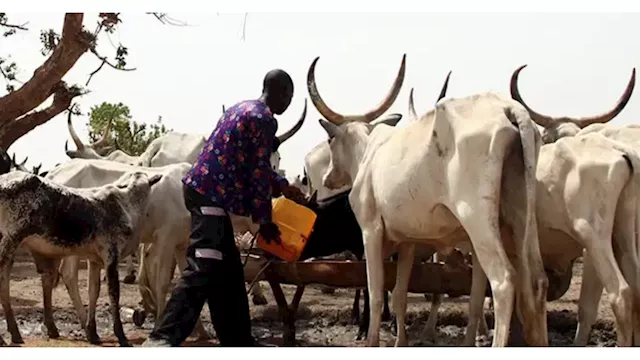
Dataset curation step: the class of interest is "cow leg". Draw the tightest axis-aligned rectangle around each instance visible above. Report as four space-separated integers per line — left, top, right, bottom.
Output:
363 222 386 347
174 248 210 340
358 285 391 339
357 287 370 340
584 238 634 346
350 289 361 325
611 192 640 346
33 253 61 339
123 255 137 284
391 243 414 347
0 256 22 344
352 252 364 326
86 261 102 345
422 253 442 340
106 250 130 347
463 247 488 346
574 251 601 346
59 256 89 335
477 298 490 336
459 215 515 347
420 293 441 339
149 241 177 323
382 290 391 321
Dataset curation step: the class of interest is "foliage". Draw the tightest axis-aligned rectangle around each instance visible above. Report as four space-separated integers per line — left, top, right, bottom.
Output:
87 102 171 156
0 13 179 148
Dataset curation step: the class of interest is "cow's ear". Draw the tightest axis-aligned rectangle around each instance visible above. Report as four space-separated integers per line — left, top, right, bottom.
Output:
370 113 402 128
148 174 163 187
319 119 343 138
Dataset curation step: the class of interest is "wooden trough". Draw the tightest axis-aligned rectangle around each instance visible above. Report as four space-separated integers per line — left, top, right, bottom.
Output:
241 254 574 346
242 255 474 346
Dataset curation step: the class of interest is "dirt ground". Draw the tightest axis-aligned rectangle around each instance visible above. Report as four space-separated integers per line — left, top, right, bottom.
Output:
0 250 618 347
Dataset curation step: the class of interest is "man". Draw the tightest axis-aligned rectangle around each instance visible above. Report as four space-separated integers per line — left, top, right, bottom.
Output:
142 69 305 347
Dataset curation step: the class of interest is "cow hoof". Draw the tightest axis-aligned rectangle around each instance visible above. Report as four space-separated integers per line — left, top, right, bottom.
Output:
252 294 268 306
87 334 102 345
11 335 24 344
47 328 60 339
123 274 136 284
355 329 367 341
119 340 132 347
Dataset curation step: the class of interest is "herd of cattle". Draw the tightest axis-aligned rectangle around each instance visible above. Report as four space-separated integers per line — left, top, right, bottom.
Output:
0 54 639 347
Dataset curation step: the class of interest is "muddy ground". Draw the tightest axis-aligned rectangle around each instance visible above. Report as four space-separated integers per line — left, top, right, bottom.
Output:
0 249 618 347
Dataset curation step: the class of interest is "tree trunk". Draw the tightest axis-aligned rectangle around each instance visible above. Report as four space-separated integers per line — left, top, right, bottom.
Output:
0 13 93 149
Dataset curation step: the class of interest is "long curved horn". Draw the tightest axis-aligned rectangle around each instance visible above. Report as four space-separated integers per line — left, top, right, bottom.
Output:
277 98 307 145
511 65 636 128
510 65 554 128
307 57 346 125
569 68 635 128
307 54 407 125
436 71 452 104
361 54 407 123
67 111 85 150
408 88 417 121
91 115 113 149
19 156 27 166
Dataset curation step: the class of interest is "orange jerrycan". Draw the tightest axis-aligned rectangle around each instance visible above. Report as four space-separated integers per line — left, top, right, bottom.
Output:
256 197 317 262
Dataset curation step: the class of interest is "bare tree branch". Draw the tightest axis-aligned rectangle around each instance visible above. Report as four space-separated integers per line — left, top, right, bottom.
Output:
0 22 28 31
147 13 190 26
0 14 93 125
86 47 136 86
0 13 29 34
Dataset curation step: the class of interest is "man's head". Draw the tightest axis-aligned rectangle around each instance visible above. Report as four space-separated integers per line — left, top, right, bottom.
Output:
262 69 294 115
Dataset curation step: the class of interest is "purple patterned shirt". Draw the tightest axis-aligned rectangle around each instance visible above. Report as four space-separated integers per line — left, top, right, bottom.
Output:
183 99 289 224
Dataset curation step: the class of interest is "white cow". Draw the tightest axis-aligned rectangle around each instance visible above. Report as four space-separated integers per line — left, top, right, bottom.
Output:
0 170 161 347
309 54 549 347
509 65 640 346
400 86 491 342
303 70 488 341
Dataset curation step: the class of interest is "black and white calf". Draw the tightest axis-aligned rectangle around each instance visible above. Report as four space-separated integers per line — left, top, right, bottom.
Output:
0 170 162 347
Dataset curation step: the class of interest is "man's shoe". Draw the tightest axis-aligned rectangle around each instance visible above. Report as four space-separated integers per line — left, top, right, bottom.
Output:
141 336 171 347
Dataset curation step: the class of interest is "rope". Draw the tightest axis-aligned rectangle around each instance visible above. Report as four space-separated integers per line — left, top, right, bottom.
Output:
246 258 274 294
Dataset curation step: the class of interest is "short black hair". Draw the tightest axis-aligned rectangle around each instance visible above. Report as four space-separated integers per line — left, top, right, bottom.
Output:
263 69 294 95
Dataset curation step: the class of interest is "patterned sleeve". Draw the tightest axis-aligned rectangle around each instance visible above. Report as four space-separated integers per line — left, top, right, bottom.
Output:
271 171 289 198
244 111 279 225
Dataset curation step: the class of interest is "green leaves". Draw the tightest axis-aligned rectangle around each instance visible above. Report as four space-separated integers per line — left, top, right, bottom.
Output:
87 102 171 156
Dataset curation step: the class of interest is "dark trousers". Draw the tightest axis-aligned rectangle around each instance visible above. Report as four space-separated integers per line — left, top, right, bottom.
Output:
148 185 254 346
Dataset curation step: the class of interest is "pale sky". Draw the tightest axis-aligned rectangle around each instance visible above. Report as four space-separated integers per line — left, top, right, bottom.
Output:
1 12 639 177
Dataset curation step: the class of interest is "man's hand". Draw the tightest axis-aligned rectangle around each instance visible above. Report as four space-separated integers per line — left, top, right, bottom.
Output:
259 222 281 245
281 185 308 205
